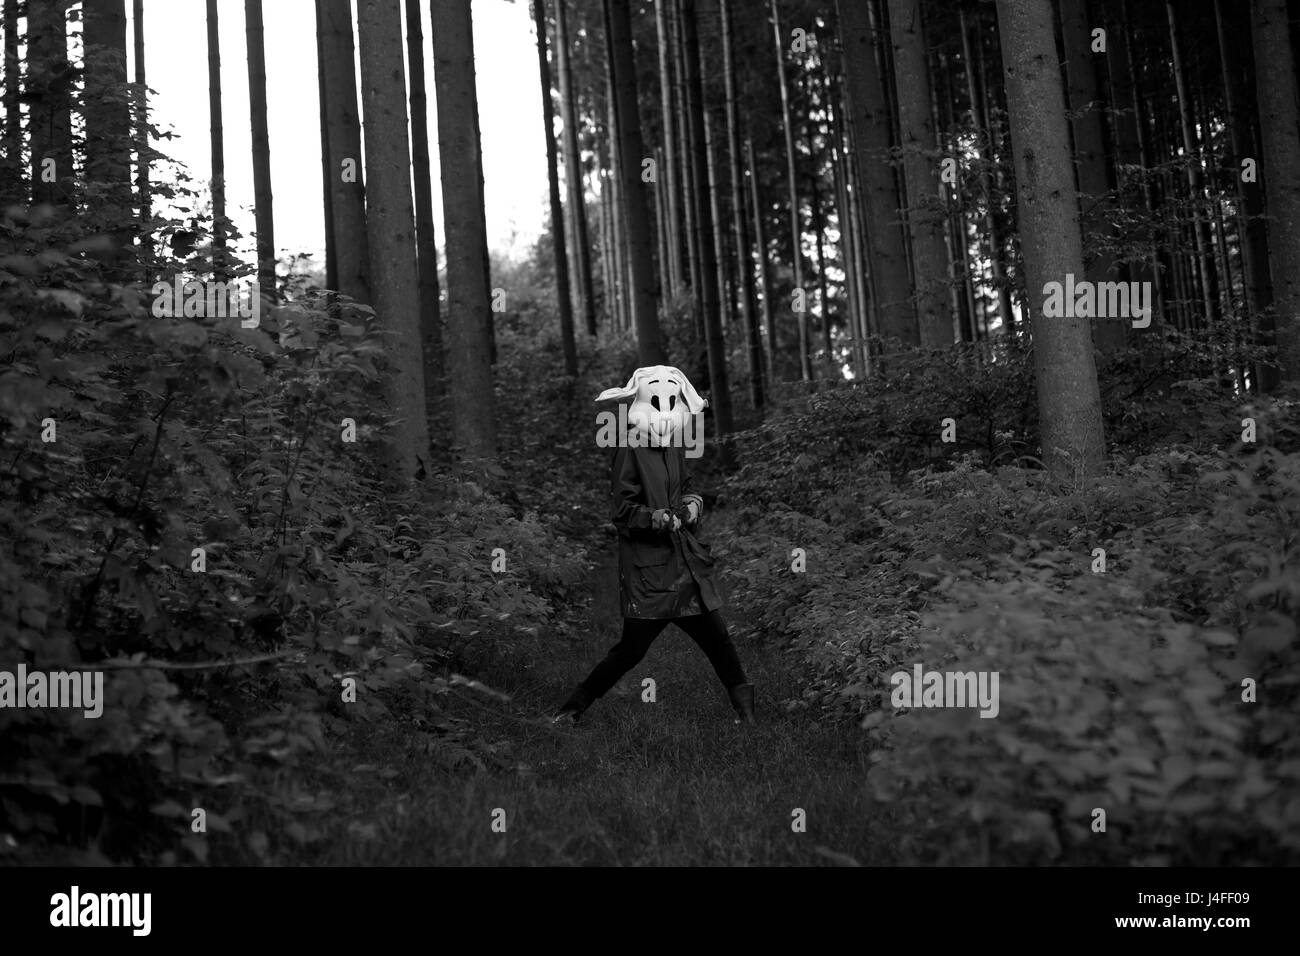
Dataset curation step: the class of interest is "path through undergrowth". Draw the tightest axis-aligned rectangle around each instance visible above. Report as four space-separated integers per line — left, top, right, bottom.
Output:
297 508 890 865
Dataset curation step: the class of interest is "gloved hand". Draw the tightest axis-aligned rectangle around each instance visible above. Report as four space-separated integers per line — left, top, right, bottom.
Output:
651 508 682 532
682 495 703 525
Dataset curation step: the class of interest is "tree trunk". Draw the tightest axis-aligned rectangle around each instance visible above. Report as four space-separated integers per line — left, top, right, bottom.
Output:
831 117 864 376
315 0 337 292
805 74 834 375
604 0 665 364
710 111 736 333
2 0 19 190
682 0 733 462
886 0 950 349
655 0 683 295
599 178 613 322
702 108 736 456
556 0 597 335
839 47 878 362
83 0 132 198
771 0 810 380
994 0 1106 477
810 153 834 375
705 109 730 333
133 0 151 272
317 0 370 303
1167 0 1220 330
431 0 498 454
838 0 915 348
318 0 371 304
1215 0 1270 335
28 0 73 206
720 0 763 409
842 126 874 373
655 144 671 301
976 9 1017 335
403 0 444 407
826 63 867 372
1158 84 1193 331
1158 76 1189 332
245 0 276 303
604 81 630 333
673 0 703 342
936 49 976 346
534 0 578 376
959 9 995 340
747 137 776 384
612 170 630 332
1058 0 1124 352
1250 0 1299 385
1105 0 1139 174
82 0 132 271
206 0 227 279
357 0 430 480
1198 74 1234 331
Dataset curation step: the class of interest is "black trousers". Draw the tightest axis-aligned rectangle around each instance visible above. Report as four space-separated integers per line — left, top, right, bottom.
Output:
579 609 748 699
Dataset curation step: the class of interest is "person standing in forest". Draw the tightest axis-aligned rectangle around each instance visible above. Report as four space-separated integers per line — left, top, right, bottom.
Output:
552 366 756 725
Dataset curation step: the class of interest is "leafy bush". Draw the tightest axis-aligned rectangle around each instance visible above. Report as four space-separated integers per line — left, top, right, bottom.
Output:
714 343 1299 863
0 205 589 863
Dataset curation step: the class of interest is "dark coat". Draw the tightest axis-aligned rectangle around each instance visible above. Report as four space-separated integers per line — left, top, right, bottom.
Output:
610 444 725 620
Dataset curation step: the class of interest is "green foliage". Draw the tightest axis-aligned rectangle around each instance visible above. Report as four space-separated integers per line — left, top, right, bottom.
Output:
0 204 588 863
728 341 1038 502
715 345 1300 864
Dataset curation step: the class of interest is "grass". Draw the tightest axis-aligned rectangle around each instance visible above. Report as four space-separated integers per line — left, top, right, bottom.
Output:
282 543 892 866
230 353 893 866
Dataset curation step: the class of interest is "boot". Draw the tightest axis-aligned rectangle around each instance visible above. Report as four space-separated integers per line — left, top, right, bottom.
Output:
727 683 756 724
551 685 593 725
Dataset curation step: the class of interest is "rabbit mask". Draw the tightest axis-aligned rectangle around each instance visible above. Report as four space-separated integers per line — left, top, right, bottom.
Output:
595 365 707 450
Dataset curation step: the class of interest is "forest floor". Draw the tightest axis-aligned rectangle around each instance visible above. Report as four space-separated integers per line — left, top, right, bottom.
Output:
295 512 888 865
253 343 895 865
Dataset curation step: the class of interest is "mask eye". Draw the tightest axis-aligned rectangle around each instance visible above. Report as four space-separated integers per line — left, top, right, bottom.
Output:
651 396 661 411
669 395 676 410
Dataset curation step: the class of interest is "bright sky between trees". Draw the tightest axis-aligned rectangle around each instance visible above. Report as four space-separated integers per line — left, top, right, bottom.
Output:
131 0 549 270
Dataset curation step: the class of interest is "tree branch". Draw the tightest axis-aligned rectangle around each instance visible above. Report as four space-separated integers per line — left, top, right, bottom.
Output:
78 649 300 672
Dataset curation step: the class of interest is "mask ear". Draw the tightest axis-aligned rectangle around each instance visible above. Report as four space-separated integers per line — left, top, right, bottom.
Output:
594 369 643 404
671 368 708 413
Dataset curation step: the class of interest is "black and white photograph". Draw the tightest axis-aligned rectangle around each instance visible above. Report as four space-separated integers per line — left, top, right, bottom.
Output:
0 0 1295 935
